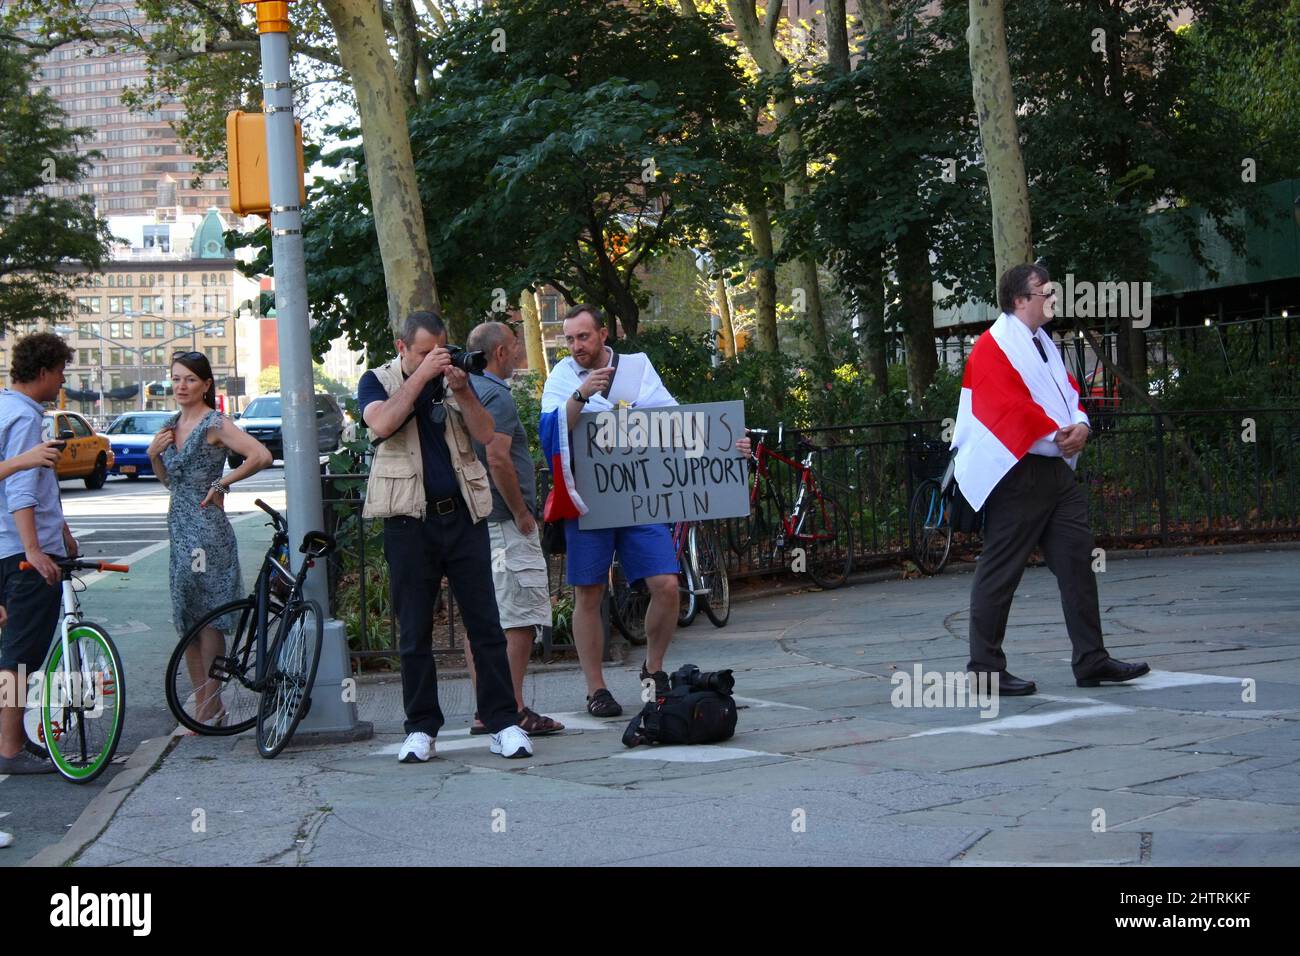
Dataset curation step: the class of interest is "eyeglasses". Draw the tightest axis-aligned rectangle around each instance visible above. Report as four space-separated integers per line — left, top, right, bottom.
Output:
172 350 204 361
1026 291 1056 300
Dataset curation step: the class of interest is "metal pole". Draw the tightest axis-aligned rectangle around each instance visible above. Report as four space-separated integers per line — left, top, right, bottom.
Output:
252 0 367 739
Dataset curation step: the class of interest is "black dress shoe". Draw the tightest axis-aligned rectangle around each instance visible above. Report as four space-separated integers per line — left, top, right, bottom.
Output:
974 670 1037 696
1075 658 1150 687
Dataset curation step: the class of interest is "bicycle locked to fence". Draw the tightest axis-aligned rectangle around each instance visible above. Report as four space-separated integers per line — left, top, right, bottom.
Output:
20 557 129 783
726 425 854 589
609 517 731 645
905 434 956 575
164 499 335 759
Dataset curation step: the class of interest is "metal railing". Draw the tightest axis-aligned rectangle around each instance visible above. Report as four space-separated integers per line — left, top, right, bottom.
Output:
322 407 1300 663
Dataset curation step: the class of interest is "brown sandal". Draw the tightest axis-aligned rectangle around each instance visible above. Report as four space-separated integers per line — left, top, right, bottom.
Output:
518 708 564 736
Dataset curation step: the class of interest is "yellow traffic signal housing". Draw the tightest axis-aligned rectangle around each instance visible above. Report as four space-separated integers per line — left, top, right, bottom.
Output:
226 110 306 217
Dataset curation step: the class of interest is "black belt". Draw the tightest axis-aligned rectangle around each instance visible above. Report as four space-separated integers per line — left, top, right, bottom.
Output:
427 495 460 516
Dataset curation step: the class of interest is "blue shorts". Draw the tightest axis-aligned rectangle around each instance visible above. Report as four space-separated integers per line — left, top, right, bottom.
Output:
564 520 678 586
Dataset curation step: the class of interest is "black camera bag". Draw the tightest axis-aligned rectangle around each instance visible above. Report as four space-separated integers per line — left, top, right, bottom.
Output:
622 684 738 748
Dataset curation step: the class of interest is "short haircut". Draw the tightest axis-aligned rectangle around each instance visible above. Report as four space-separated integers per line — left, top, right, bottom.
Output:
562 303 606 328
998 263 1051 313
466 320 514 355
11 332 74 384
400 310 446 345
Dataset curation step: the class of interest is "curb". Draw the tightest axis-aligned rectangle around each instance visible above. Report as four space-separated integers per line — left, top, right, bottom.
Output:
24 732 180 868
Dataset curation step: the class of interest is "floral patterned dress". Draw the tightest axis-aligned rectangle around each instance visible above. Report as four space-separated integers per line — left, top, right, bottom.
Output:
164 409 243 634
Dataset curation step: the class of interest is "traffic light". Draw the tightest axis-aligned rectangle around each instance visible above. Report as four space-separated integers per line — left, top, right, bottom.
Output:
226 110 307 217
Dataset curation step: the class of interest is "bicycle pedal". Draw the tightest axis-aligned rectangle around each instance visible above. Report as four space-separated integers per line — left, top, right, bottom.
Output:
209 656 238 681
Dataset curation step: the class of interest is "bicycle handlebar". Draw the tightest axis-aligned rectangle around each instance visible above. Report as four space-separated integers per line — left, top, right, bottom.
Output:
255 498 287 530
20 559 129 573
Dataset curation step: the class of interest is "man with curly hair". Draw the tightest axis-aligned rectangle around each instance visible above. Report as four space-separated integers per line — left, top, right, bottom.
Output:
0 332 79 775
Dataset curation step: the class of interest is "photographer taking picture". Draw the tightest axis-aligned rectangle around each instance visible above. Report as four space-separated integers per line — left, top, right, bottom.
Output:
359 310 533 762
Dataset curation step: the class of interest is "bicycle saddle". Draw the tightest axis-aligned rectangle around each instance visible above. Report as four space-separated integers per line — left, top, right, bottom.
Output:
300 530 336 557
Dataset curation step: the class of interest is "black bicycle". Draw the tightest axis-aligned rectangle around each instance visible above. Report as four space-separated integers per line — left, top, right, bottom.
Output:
164 499 335 758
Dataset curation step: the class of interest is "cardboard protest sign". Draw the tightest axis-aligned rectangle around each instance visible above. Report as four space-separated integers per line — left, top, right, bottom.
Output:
573 400 749 530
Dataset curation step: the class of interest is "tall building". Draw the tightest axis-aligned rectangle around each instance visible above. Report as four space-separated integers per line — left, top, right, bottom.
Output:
6 1 228 215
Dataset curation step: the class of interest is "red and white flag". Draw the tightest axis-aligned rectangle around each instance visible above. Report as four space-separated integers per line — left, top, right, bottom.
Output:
950 314 1090 511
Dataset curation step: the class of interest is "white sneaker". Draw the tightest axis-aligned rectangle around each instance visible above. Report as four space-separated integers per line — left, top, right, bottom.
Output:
398 731 435 763
0 830 13 849
490 724 533 759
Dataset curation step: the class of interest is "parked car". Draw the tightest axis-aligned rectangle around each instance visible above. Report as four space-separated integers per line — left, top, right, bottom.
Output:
228 393 345 467
42 411 115 489
105 411 176 480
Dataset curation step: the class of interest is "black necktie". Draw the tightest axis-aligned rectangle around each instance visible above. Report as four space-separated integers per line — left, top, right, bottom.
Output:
1033 337 1049 363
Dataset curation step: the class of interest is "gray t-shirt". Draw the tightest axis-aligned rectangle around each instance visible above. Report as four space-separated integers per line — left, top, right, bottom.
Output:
470 371 536 522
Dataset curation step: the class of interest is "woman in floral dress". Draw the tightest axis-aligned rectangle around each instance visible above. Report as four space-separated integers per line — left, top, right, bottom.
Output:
148 351 272 724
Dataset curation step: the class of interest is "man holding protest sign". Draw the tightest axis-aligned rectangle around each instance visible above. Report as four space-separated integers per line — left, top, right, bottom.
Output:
540 305 749 716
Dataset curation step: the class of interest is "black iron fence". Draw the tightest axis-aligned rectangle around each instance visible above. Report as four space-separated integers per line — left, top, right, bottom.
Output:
322 406 1300 664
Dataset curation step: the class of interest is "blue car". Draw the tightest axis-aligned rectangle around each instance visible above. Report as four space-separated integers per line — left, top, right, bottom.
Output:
105 411 176 480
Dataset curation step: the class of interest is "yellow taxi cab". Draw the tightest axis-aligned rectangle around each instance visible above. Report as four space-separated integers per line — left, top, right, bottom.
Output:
42 410 115 489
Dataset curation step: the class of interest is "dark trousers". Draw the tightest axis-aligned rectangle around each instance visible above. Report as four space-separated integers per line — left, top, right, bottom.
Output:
384 505 518 736
968 455 1110 677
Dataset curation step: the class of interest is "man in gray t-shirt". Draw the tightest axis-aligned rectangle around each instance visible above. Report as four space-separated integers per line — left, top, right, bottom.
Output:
464 322 563 736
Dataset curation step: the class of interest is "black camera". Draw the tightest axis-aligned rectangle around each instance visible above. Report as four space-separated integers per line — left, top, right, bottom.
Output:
446 345 487 375
670 664 735 695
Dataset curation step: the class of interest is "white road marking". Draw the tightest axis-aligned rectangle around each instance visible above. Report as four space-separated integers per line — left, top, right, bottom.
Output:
909 703 1133 737
613 745 773 762
733 695 813 711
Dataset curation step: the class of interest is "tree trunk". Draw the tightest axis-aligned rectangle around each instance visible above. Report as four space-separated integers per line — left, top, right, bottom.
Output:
967 0 1033 285
520 288 548 375
392 0 421 108
323 0 439 333
825 0 851 74
896 223 938 404
860 255 888 398
745 200 779 355
715 275 736 358
725 0 829 362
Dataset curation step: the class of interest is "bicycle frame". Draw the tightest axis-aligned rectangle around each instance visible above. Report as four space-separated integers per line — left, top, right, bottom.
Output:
748 438 837 546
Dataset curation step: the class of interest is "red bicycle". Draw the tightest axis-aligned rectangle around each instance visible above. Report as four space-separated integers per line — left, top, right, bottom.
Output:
728 426 854 589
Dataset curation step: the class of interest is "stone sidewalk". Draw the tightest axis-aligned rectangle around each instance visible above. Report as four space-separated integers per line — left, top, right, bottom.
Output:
67 549 1300 866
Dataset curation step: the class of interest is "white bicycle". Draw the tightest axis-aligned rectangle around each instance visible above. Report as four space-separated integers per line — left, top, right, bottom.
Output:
20 557 128 783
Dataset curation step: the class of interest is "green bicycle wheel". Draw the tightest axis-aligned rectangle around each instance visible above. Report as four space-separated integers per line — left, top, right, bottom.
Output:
42 623 124 783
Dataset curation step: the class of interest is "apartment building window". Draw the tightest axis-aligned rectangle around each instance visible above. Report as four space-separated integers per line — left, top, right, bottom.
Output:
210 346 228 365
78 349 96 366
109 348 127 365
108 322 133 339
173 295 192 314
77 297 101 315
139 296 163 313
143 225 170 252
204 322 226 337
108 296 133 314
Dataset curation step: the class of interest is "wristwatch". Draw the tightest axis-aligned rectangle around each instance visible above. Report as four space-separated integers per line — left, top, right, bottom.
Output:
571 388 590 404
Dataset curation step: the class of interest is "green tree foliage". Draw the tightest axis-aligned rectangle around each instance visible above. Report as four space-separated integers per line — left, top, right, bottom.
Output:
293 0 753 354
0 45 115 327
1182 0 1300 183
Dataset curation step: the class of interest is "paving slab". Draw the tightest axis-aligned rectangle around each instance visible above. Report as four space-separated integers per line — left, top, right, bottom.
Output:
49 549 1300 867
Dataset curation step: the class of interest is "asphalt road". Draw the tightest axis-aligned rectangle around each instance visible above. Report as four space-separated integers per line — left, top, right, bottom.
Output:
1 467 288 866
